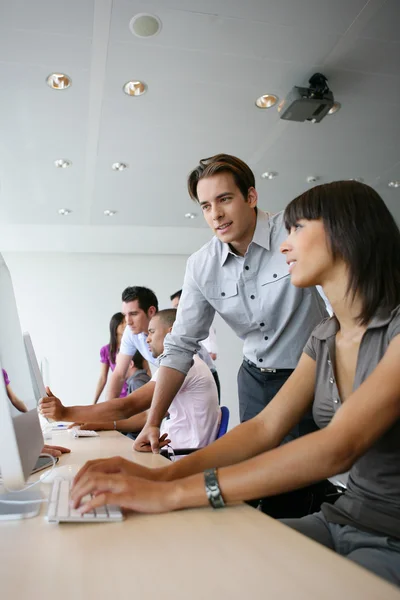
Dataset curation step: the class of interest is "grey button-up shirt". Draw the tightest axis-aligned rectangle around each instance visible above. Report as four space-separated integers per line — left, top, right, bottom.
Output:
160 210 327 373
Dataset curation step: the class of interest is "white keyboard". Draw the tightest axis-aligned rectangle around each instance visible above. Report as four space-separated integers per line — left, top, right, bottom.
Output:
69 428 99 438
47 478 123 523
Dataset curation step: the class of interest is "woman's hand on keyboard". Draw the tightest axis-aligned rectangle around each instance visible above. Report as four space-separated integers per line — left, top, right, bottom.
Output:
70 472 180 514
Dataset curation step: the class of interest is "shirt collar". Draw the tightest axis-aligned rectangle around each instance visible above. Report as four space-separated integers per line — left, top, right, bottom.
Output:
220 209 271 266
312 308 396 341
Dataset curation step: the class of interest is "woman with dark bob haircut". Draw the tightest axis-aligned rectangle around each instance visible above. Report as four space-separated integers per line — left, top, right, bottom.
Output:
71 181 400 585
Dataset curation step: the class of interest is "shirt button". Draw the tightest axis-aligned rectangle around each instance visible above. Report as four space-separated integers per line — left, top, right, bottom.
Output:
260 322 265 327
259 358 263 363
273 273 277 278
334 399 339 404
329 377 334 384
245 266 250 271
327 359 331 366
250 295 255 299
221 292 225 297
264 336 269 341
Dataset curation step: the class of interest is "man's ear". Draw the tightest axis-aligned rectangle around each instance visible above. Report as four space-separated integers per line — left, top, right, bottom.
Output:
247 187 258 208
148 306 157 319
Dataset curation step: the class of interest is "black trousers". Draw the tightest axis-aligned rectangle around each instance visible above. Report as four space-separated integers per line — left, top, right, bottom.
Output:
237 359 327 519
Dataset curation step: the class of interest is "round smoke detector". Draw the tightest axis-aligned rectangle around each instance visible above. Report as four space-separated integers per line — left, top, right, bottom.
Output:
129 14 162 38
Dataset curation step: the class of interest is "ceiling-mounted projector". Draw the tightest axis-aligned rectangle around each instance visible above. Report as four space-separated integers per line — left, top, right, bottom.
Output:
278 73 335 123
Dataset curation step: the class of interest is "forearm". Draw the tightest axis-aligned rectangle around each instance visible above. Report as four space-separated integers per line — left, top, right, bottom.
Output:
172 428 351 510
117 412 148 433
106 371 124 401
93 378 106 404
10 396 28 413
63 397 133 423
146 367 185 427
156 416 276 482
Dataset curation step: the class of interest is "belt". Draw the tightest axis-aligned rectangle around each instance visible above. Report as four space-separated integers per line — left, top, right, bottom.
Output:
243 357 294 374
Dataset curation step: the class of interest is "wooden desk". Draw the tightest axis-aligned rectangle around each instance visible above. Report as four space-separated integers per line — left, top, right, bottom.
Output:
1 430 399 600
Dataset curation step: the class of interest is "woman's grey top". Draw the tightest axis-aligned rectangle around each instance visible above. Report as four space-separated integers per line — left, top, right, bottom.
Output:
304 305 400 539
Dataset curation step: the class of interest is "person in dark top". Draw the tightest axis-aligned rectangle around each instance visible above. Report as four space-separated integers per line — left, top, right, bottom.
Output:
71 180 400 586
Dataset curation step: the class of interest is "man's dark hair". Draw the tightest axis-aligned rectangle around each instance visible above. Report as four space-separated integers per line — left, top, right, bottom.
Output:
170 289 182 302
284 180 400 325
121 286 158 313
132 350 145 370
154 308 177 329
188 153 256 203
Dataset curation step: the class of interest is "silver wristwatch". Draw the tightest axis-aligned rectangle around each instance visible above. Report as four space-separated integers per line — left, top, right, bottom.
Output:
204 468 225 509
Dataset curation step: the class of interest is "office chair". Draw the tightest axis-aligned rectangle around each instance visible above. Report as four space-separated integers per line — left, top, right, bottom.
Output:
160 405 230 460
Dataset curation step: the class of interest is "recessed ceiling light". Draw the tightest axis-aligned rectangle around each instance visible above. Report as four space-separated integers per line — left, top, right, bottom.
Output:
46 73 71 90
261 171 278 180
185 213 197 219
388 181 400 188
255 94 278 109
328 101 341 115
111 162 128 171
306 176 319 183
104 209 117 216
58 208 72 216
129 14 162 38
349 177 364 183
123 80 147 96
54 159 72 169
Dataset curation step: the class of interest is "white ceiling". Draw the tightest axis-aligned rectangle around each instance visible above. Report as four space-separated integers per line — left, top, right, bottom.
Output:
0 0 399 253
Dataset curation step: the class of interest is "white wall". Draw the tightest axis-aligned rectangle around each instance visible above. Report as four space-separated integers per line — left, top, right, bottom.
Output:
3 252 243 428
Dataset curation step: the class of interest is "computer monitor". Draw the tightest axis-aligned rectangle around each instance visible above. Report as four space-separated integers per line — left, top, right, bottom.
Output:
23 332 47 403
0 253 44 517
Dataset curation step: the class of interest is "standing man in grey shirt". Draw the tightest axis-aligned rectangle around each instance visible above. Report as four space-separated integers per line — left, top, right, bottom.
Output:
134 154 327 456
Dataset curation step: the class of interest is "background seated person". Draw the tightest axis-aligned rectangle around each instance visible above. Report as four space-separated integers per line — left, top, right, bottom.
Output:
2 368 28 412
70 181 400 587
126 351 151 394
40 310 220 451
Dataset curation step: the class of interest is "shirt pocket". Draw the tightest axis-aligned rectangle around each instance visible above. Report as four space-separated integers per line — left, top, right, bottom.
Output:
203 281 248 326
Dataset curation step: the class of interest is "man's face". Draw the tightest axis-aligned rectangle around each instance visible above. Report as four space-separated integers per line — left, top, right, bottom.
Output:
146 316 169 358
171 296 179 309
197 172 257 247
122 300 150 334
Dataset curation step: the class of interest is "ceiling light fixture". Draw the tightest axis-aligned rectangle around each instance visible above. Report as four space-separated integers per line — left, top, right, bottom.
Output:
46 73 71 90
123 80 147 96
185 213 197 219
261 171 278 180
328 101 341 115
111 162 128 171
58 208 72 216
388 181 400 188
104 210 117 216
255 94 278 109
307 176 319 183
54 159 72 169
129 13 162 38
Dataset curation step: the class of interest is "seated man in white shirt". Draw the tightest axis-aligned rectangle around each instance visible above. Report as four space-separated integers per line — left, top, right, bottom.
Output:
39 310 220 450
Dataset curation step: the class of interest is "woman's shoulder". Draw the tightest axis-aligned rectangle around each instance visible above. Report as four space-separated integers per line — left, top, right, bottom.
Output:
100 344 110 360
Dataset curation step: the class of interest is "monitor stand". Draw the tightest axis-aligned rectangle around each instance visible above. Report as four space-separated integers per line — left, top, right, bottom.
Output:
0 486 42 520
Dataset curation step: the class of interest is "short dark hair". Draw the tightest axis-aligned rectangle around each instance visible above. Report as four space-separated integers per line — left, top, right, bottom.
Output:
188 153 256 202
121 286 159 313
170 289 182 302
154 308 177 329
132 351 145 370
284 180 400 325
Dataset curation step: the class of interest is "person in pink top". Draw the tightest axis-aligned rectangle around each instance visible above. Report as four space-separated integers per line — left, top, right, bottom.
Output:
93 313 127 404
